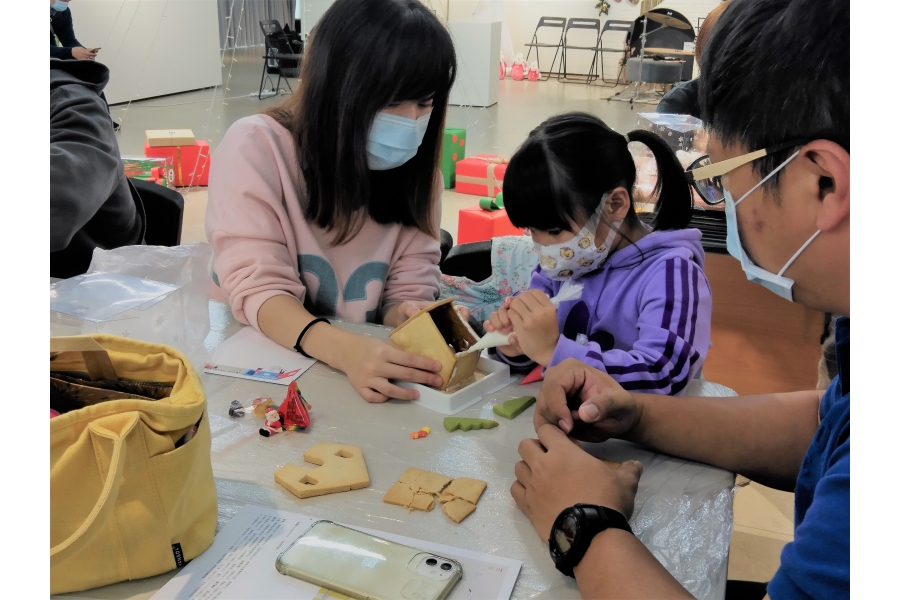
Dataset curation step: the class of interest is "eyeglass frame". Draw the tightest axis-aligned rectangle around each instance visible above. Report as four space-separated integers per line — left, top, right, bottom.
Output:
684 139 810 205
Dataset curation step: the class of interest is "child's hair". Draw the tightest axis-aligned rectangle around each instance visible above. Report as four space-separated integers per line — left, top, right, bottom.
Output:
266 0 456 245
503 112 693 234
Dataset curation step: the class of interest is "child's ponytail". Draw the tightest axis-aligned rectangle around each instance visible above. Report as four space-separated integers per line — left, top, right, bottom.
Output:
625 129 693 231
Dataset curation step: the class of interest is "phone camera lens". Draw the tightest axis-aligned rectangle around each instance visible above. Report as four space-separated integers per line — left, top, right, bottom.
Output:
441 563 452 571
426 558 437 566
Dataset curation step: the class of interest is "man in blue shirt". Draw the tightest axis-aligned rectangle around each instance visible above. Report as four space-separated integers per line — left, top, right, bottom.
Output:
509 0 849 598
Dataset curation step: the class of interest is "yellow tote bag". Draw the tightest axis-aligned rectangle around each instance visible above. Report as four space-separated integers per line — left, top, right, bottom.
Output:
50 335 217 594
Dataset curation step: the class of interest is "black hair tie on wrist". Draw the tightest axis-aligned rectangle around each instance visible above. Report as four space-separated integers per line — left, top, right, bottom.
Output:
294 317 331 358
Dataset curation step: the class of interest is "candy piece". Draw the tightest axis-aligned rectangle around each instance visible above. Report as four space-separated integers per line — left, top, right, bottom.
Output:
228 400 246 418
443 417 499 432
422 426 431 434
275 443 370 499
492 396 536 420
410 432 420 439
252 397 276 418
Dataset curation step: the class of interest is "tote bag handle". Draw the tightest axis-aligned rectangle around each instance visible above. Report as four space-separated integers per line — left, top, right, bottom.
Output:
50 412 140 566
50 336 118 381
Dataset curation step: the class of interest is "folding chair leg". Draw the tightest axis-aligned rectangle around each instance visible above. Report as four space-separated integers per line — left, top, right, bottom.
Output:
259 59 269 99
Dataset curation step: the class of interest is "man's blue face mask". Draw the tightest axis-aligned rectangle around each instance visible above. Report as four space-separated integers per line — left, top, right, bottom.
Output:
722 151 821 302
52 1 70 12
366 112 431 171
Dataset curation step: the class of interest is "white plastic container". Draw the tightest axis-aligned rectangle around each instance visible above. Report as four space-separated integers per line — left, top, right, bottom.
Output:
396 355 514 415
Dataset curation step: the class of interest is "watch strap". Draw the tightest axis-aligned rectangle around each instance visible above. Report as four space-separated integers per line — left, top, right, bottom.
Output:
550 504 633 578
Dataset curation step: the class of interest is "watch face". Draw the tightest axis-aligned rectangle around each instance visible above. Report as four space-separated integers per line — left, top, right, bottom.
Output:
553 512 579 553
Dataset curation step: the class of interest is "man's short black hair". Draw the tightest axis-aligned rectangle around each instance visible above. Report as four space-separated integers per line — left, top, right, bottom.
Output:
700 0 849 181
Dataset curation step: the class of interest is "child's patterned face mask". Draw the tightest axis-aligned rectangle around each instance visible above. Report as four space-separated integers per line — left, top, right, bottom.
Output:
534 194 621 281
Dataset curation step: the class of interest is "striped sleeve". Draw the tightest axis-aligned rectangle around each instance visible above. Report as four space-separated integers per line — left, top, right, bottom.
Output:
548 257 712 396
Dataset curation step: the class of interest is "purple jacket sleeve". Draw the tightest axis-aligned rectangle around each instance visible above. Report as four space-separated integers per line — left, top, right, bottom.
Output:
548 257 711 396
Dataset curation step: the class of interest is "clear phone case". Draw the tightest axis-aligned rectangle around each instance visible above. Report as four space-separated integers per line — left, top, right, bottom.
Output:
276 521 462 600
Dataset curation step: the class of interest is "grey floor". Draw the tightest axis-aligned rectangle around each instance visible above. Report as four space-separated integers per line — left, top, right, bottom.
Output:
111 46 649 159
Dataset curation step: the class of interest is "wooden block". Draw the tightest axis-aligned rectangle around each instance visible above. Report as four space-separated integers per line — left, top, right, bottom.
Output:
275 443 369 499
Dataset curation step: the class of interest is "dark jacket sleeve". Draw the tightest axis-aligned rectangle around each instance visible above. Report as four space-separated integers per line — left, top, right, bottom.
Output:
50 9 81 58
656 79 700 118
50 87 122 251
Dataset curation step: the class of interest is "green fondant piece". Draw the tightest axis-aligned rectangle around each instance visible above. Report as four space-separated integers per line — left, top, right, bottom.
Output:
443 417 499 432
492 396 536 420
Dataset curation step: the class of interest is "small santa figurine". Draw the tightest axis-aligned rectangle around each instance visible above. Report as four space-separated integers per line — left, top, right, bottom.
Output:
259 407 284 437
510 53 527 81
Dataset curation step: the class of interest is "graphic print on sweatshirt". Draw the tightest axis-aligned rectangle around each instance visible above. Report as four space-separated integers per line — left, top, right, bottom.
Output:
298 254 389 323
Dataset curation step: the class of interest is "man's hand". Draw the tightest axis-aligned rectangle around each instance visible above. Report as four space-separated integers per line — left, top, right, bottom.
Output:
511 424 643 541
72 47 98 60
536 358 641 442
506 290 559 366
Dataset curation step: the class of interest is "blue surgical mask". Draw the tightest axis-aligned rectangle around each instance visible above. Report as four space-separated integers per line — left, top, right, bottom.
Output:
724 150 820 302
52 1 69 12
366 112 430 171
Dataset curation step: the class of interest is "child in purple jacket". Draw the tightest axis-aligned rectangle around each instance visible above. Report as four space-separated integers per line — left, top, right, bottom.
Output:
485 112 711 396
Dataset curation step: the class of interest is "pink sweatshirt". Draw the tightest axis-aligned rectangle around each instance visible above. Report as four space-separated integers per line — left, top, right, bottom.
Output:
206 115 442 330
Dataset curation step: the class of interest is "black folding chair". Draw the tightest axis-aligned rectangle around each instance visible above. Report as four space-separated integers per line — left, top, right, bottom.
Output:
559 18 603 84
441 241 492 284
259 20 302 99
523 17 566 81
596 20 634 86
129 179 184 246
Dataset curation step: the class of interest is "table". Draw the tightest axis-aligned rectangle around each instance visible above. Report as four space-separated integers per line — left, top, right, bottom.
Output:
644 47 695 57
54 301 736 600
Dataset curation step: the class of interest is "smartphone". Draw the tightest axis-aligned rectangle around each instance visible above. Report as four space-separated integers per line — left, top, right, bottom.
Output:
276 521 462 600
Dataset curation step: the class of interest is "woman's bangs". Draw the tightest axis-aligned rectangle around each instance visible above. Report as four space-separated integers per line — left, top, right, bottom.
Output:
387 18 455 102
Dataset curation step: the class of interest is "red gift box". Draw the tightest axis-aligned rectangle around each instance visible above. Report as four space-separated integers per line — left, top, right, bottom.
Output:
144 140 211 187
455 154 508 198
457 206 524 244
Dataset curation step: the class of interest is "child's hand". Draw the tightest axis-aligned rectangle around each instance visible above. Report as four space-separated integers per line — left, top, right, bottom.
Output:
507 290 559 366
484 301 525 357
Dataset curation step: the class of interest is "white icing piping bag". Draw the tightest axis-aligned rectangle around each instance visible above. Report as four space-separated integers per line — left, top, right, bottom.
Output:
460 281 584 354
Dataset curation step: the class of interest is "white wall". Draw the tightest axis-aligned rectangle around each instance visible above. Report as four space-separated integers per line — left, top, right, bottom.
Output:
71 0 223 105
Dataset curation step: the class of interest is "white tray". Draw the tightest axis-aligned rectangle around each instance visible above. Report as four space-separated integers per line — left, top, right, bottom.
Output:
396 355 514 415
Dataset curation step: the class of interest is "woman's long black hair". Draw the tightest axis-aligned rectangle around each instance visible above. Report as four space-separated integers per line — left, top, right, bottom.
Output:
267 0 456 245
503 112 693 234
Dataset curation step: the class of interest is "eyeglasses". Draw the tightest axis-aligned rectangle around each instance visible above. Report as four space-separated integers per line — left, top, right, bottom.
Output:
684 140 808 205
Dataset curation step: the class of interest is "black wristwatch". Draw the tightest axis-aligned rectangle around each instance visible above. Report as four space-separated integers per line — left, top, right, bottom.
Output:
549 504 633 577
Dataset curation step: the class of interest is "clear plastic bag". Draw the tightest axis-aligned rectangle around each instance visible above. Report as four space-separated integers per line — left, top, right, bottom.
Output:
80 243 213 367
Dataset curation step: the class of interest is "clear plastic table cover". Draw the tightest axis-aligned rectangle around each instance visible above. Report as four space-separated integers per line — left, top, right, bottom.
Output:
53 301 736 600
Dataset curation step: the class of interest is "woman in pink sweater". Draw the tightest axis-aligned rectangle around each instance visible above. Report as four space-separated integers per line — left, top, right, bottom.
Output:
206 0 457 403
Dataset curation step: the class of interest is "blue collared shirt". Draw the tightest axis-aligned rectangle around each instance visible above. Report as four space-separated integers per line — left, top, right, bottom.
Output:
768 317 850 598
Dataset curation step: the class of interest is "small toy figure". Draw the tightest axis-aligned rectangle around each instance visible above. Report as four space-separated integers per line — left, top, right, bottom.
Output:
410 426 432 439
510 53 527 81
527 61 541 81
259 407 284 437
228 400 246 418
278 381 313 431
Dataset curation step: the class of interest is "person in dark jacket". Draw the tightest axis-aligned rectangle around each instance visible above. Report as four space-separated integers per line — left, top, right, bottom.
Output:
656 1 731 117
50 1 97 60
51 58 144 278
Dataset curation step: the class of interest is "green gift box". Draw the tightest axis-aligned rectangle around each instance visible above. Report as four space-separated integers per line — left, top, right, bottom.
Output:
442 128 466 189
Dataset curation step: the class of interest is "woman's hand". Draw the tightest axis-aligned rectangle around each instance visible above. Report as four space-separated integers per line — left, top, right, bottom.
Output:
506 290 559 366
72 47 98 60
536 359 642 442
335 333 444 403
511 424 644 541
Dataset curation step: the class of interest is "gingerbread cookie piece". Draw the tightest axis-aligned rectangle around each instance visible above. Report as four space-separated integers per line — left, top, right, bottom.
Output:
383 467 453 512
442 498 477 524
275 443 369 499
438 477 487 505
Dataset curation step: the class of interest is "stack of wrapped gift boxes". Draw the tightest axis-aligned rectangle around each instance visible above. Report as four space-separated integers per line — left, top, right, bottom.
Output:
451 147 524 244
143 129 211 187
